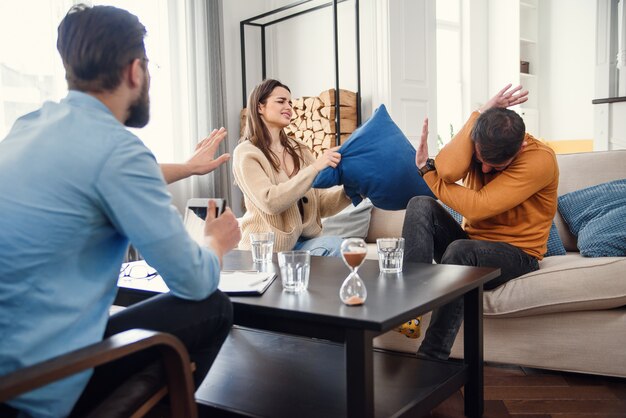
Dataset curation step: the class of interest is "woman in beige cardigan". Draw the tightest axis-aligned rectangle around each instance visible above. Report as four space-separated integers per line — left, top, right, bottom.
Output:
233 79 351 255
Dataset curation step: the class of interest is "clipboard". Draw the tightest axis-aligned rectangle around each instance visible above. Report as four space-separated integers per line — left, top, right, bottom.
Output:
118 261 276 296
218 270 277 296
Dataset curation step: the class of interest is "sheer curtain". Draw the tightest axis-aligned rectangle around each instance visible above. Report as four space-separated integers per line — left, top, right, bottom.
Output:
181 0 231 206
104 0 231 211
103 0 230 211
161 0 230 211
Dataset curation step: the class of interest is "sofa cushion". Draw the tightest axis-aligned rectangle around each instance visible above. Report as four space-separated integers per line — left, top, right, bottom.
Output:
544 221 566 257
439 202 463 224
321 198 373 239
312 104 434 210
366 207 405 243
554 151 626 251
558 179 626 257
483 254 626 317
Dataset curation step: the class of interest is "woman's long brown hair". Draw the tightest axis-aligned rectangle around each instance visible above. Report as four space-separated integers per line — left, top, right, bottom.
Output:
241 79 304 176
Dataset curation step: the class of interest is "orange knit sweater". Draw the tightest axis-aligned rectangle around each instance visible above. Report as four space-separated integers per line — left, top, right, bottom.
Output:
423 111 559 259
232 139 350 252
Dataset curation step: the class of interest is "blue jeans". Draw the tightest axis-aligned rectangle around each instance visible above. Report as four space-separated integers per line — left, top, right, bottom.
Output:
402 196 539 360
293 235 343 257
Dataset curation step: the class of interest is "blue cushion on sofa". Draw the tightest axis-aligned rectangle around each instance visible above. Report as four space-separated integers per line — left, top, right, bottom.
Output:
558 179 626 257
312 104 434 210
544 221 566 257
439 201 463 224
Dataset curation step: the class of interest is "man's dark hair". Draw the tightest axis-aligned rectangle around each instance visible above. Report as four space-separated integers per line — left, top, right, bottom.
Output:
471 107 526 164
57 4 147 92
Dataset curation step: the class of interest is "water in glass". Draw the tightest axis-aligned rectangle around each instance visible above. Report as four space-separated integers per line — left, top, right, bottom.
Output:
251 241 273 263
378 247 403 273
250 232 274 263
280 262 310 293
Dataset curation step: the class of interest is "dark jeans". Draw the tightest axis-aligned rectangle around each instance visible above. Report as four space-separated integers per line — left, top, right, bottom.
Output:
402 196 539 360
69 290 233 416
0 403 18 418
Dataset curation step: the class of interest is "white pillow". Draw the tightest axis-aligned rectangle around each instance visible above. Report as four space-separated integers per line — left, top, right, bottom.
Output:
321 199 373 239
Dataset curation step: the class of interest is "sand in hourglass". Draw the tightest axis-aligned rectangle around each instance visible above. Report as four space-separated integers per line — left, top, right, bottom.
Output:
342 251 367 305
343 251 366 268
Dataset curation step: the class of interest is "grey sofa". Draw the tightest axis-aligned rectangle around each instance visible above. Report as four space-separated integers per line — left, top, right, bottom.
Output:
365 150 626 377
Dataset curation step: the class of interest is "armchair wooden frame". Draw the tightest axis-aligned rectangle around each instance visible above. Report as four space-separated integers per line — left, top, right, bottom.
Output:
0 329 198 418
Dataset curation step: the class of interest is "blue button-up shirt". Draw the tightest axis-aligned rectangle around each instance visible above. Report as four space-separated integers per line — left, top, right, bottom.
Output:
0 91 221 417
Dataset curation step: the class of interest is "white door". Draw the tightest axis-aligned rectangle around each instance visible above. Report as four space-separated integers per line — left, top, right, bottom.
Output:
372 0 437 151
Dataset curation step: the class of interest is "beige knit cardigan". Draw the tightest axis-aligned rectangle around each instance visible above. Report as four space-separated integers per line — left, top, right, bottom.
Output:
232 139 351 252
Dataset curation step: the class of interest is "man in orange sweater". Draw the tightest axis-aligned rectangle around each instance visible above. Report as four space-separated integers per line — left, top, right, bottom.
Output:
403 84 559 360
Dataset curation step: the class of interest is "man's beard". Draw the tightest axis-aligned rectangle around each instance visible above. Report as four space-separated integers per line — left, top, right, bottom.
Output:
125 80 150 128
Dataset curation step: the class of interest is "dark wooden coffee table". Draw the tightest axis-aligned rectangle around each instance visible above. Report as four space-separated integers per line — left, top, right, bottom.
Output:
193 250 499 418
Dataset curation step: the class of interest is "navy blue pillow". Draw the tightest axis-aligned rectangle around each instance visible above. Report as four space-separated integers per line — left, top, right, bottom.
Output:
558 179 626 257
312 104 434 210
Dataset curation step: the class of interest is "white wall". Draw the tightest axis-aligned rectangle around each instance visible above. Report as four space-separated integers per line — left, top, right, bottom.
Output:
538 0 596 140
268 2 359 97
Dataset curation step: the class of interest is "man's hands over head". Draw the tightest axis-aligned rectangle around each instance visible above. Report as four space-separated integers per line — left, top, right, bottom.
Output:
479 84 528 113
203 199 241 266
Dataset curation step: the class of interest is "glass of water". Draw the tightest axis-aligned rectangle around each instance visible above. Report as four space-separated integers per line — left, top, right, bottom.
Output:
278 250 310 293
376 237 405 273
250 232 274 263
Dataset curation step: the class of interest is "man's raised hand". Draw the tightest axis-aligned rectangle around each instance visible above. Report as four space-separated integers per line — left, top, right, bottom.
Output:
415 117 430 170
479 84 528 113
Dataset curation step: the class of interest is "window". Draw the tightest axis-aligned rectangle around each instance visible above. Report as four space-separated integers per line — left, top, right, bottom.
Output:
0 1 70 139
436 0 463 149
0 0 188 164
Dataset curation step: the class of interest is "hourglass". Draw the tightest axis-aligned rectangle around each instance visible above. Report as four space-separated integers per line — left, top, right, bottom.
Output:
339 238 368 305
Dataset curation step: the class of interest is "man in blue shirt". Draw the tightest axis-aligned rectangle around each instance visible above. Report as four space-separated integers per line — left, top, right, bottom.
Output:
0 4 241 417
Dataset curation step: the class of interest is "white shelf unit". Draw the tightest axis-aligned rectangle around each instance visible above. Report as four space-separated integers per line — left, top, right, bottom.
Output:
489 0 539 135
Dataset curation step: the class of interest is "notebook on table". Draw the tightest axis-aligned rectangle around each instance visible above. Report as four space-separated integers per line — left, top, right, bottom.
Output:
117 260 276 296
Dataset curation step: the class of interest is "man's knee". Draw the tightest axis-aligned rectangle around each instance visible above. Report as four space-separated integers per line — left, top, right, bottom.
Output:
406 196 438 215
441 240 478 266
200 290 233 327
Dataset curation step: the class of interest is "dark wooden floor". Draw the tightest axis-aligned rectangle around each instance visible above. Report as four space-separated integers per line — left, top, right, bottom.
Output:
147 362 626 417
431 363 626 418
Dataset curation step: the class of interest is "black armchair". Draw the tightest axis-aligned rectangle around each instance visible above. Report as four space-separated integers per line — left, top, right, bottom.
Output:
0 329 198 418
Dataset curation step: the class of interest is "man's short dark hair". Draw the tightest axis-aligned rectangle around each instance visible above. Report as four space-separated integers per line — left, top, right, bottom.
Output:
57 4 147 92
471 108 526 164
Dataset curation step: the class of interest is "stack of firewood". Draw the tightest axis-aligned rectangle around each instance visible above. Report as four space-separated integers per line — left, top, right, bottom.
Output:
285 88 357 157
240 88 358 158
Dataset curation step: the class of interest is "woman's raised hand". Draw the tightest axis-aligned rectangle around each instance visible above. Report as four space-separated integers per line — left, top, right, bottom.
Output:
313 145 342 171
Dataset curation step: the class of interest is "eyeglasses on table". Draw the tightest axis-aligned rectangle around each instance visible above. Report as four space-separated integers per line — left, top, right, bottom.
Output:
119 264 158 281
